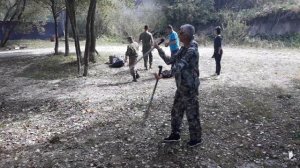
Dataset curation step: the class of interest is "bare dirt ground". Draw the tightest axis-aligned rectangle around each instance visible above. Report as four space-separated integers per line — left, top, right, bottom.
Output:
0 45 299 168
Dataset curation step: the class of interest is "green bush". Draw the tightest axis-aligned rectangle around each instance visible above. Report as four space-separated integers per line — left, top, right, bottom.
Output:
164 0 216 28
219 10 248 44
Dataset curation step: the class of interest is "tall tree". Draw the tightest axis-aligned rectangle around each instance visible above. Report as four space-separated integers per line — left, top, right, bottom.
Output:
0 0 27 47
89 0 97 63
83 0 97 76
65 0 82 75
34 0 65 55
64 9 70 56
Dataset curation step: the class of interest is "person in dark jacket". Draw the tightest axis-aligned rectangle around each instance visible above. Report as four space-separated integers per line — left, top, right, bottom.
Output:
212 26 223 77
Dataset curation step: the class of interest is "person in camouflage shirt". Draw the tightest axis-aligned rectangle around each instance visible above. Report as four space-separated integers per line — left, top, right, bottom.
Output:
139 25 154 70
125 36 140 82
154 24 202 147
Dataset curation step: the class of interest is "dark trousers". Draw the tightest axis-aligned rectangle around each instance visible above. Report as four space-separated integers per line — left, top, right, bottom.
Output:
214 53 222 75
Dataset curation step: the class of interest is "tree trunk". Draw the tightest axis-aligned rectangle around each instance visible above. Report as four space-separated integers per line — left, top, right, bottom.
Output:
0 0 27 47
83 0 96 76
50 0 59 55
89 0 97 63
64 9 70 56
65 0 82 75
1 26 15 47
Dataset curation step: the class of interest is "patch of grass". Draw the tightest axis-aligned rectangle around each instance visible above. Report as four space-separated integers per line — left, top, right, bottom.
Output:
95 52 111 64
236 33 300 49
0 123 4 128
292 79 300 89
6 40 55 49
17 54 78 80
17 52 119 80
242 100 273 122
97 35 125 45
4 39 88 49
294 132 300 140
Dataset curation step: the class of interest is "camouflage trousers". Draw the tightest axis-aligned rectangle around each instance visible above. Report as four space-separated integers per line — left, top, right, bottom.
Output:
129 56 137 78
170 89 202 141
142 48 153 69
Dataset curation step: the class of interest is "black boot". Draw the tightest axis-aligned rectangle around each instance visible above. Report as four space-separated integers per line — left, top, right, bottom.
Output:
163 133 180 142
136 71 140 79
132 75 137 82
187 139 202 147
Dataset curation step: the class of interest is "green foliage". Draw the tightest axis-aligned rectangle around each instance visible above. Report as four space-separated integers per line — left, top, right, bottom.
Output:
94 0 165 40
0 0 49 45
164 0 216 27
231 0 300 21
244 33 300 48
15 0 50 34
2 0 300 47
216 0 300 47
219 10 248 44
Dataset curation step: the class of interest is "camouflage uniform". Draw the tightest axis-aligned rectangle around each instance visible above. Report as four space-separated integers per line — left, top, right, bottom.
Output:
139 31 154 69
125 41 139 81
157 41 202 141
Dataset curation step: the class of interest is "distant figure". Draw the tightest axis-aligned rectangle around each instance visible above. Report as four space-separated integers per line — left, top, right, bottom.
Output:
125 36 140 82
212 26 223 77
139 25 154 70
165 25 180 57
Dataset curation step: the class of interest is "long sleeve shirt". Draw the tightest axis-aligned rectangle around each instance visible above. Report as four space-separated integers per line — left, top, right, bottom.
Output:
157 41 200 92
214 35 222 54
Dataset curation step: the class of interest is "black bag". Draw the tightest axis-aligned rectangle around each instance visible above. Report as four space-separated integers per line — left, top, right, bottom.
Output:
109 56 124 68
161 70 173 78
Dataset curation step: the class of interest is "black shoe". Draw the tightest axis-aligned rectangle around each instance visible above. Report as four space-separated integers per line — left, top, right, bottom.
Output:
136 72 140 79
163 134 180 142
132 78 137 82
187 139 202 147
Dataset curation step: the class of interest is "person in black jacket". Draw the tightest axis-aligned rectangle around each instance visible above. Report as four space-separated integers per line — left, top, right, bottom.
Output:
212 26 223 77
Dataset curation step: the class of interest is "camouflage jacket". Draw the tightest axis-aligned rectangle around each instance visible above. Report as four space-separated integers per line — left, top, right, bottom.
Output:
139 31 153 51
125 42 139 58
157 41 200 92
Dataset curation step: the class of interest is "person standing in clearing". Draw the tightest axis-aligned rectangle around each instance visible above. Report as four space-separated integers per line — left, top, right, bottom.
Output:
154 24 202 147
125 36 140 82
212 26 223 78
165 25 180 57
139 25 154 70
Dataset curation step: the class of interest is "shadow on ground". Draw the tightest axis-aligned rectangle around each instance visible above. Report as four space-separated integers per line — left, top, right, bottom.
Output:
16 54 78 80
0 83 299 167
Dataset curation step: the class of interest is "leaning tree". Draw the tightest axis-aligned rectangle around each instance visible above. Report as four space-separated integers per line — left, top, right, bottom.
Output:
0 0 27 47
83 0 97 76
65 0 82 75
